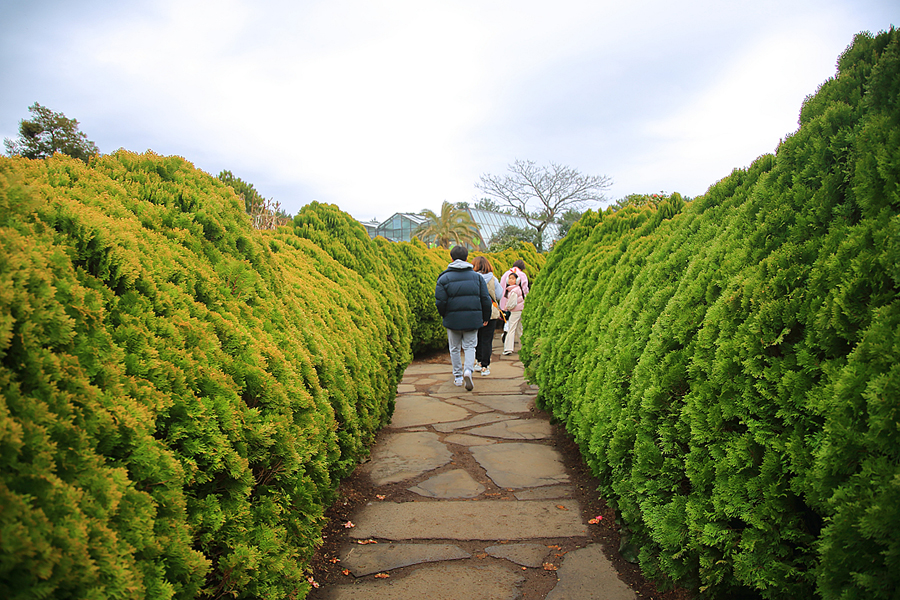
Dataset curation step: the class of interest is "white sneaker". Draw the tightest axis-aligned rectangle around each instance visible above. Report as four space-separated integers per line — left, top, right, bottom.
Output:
474 363 482 372
481 367 490 376
454 377 464 386
463 370 474 391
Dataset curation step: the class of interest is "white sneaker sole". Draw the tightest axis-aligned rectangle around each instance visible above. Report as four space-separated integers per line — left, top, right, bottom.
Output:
463 371 474 391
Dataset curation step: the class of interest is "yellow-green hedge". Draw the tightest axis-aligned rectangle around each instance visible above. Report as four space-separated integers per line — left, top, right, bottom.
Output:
0 151 410 599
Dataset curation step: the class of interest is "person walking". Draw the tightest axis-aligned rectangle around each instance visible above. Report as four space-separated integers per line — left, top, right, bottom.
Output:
501 271 525 355
499 259 530 297
472 256 503 376
500 260 529 354
434 245 492 391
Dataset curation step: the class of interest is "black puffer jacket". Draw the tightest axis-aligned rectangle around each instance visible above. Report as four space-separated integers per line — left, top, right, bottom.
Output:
434 260 492 331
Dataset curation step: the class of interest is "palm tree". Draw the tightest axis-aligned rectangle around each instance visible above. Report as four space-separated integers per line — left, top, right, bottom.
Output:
414 201 481 249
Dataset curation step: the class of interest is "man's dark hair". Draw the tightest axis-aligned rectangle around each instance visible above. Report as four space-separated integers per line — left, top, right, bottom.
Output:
513 259 526 270
450 245 469 261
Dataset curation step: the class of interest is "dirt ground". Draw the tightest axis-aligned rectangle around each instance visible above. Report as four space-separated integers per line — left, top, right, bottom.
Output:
305 350 695 600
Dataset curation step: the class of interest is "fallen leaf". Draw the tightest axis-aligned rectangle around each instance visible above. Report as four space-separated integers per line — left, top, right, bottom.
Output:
344 521 355 528
556 505 568 511
307 577 319 588
328 557 341 564
543 563 558 571
588 515 604 524
357 539 378 545
376 495 386 500
374 573 390 579
342 569 351 576
547 545 561 550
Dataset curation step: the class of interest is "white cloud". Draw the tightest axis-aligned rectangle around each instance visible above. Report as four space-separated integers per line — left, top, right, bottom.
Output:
2 0 895 219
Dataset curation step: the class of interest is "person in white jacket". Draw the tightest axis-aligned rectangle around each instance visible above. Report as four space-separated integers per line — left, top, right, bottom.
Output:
499 260 528 354
501 272 525 355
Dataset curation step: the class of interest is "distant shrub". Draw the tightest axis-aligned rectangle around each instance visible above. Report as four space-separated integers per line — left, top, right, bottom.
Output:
522 29 899 600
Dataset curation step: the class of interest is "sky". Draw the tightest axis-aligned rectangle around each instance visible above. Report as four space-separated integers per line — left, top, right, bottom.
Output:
1 0 896 223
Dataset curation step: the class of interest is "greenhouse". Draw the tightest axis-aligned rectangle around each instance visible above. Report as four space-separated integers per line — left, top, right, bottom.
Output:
367 207 560 249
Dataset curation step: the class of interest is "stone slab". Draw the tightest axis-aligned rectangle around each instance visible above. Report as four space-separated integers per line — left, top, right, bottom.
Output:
432 412 513 433
390 396 470 429
326 563 524 600
350 500 587 540
473 361 521 379
545 545 635 600
467 418 552 440
430 378 526 395
396 384 417 394
468 394 535 413
403 363 453 376
471 443 569 489
514 485 576 500
485 543 550 568
362 432 452 485
443 433 497 447
408 469 485 499
437 397 493 413
341 543 470 577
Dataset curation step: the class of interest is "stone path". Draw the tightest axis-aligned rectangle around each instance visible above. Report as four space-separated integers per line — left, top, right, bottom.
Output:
310 348 635 600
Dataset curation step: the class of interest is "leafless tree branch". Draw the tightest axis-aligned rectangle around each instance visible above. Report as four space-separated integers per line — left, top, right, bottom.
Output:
476 160 611 250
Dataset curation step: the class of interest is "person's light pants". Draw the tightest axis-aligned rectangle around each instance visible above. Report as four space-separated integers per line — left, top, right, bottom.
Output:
447 328 478 377
503 310 523 353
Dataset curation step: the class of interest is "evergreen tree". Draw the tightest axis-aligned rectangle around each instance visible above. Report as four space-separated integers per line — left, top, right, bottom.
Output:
4 103 99 161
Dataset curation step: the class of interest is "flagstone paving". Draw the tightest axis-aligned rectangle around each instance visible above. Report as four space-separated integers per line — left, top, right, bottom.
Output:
311 347 636 600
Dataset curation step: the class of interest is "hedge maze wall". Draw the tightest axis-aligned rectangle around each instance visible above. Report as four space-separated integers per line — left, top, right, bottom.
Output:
521 29 899 600
0 148 544 599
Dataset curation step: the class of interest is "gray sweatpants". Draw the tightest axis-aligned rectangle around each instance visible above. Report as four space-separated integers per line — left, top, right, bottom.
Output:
447 328 478 378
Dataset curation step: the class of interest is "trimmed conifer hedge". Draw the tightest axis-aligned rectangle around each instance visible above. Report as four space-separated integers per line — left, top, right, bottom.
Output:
0 145 549 599
0 151 411 599
521 29 899 599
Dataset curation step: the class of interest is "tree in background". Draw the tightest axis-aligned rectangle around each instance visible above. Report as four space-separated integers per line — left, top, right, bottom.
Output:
488 223 541 252
474 197 507 213
555 208 584 238
4 103 99 162
414 201 481 249
476 159 611 251
218 170 291 230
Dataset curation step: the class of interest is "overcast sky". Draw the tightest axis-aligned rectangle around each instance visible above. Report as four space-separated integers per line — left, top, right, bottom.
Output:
1 1 895 222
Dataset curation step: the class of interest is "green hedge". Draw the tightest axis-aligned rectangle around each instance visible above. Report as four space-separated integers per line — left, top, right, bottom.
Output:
521 29 899 599
0 151 410 599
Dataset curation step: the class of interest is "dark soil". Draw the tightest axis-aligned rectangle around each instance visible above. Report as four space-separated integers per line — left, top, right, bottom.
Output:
305 350 695 600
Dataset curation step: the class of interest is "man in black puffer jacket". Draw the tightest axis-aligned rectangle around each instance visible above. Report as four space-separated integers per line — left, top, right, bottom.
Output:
435 245 492 391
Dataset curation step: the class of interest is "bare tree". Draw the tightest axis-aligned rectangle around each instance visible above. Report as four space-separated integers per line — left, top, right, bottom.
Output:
476 160 611 251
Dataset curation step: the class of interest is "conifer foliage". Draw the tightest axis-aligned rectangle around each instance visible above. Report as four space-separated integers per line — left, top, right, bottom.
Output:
0 151 412 599
521 29 899 599
0 146 547 599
